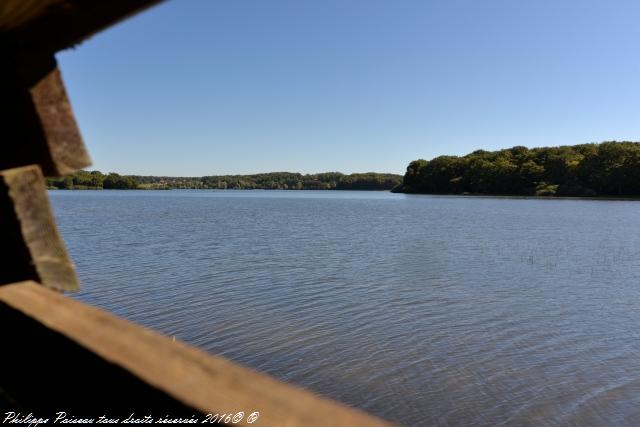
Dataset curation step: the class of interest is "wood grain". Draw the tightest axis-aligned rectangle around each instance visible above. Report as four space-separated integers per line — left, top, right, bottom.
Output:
30 66 91 176
0 166 79 291
0 53 90 176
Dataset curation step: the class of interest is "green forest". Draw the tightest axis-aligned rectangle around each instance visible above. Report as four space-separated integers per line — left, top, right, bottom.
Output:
46 171 402 191
394 141 640 197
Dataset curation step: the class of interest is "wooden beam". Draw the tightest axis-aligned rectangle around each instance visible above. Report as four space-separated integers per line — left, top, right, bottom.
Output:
0 1 64 30
0 53 91 176
0 281 395 426
30 64 92 175
0 0 164 53
0 166 79 291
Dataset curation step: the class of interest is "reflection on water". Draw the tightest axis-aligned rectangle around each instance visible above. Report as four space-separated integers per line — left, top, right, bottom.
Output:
50 190 640 426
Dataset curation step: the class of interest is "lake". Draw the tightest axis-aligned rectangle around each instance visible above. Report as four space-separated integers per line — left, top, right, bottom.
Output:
49 190 640 426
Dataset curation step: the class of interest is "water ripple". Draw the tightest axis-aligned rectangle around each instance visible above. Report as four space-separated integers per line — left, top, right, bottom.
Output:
49 190 640 426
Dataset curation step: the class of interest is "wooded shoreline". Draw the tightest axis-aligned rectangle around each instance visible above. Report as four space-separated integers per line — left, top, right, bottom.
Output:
394 141 640 197
46 171 402 191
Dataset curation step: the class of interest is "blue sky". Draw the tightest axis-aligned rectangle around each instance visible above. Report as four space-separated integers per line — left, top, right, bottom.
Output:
58 0 640 176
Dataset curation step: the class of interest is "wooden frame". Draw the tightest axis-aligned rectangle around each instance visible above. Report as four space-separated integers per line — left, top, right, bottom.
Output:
0 1 395 424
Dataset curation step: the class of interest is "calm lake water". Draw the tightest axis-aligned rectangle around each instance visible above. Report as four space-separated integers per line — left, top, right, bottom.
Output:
49 190 640 426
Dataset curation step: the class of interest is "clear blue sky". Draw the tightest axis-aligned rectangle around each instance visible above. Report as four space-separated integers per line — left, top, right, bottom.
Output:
58 0 640 176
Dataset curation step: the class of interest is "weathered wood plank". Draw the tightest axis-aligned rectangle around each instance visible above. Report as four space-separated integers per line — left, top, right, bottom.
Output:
0 53 90 176
0 166 79 291
30 65 91 175
0 281 395 426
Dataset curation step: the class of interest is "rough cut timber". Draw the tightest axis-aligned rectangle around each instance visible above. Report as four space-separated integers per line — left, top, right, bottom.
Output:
30 65 92 176
0 166 79 291
0 53 91 176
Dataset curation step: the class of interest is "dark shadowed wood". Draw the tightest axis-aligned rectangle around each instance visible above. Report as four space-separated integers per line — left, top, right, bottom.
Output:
0 0 164 52
0 0 64 30
0 281 395 426
0 167 79 291
0 293 201 417
0 180 39 286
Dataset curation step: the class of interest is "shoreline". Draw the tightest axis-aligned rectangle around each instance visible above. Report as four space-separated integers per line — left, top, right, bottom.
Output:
395 190 640 201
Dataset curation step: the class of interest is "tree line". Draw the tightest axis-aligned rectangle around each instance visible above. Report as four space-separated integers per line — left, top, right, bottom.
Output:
393 141 640 196
47 171 402 191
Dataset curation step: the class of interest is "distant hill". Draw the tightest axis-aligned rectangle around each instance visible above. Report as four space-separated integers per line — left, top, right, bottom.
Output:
46 171 402 191
393 141 640 197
